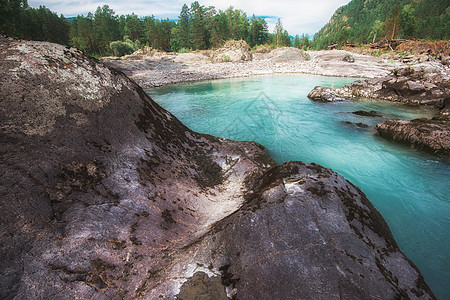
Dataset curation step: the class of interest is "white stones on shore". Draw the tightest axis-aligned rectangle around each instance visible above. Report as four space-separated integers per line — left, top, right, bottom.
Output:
102 49 405 89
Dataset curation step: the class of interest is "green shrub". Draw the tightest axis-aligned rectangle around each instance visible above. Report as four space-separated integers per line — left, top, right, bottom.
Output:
221 54 230 62
178 47 189 53
303 52 311 61
109 40 137 57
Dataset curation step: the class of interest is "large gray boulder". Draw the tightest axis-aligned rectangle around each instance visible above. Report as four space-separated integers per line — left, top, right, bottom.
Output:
264 47 308 63
0 35 272 299
0 35 435 299
308 86 345 102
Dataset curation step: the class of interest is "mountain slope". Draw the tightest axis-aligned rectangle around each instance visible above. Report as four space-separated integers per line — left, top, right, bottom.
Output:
312 0 450 49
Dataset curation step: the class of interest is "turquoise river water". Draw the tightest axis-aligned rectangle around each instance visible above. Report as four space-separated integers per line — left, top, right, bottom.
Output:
147 74 450 299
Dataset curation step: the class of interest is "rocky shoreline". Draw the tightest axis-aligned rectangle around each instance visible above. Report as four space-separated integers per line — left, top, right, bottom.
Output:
102 47 405 89
0 36 436 299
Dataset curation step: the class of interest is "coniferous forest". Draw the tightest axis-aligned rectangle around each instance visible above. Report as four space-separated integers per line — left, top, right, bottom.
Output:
1 0 296 57
312 0 450 49
0 0 449 57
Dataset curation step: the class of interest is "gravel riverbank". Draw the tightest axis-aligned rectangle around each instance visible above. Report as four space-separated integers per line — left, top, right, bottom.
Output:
102 49 406 89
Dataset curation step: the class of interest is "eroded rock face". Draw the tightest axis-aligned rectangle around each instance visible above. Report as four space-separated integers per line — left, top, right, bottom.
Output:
377 119 450 156
0 36 435 299
211 40 252 63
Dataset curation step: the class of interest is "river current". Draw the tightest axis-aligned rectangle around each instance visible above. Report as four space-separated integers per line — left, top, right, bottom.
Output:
147 74 450 299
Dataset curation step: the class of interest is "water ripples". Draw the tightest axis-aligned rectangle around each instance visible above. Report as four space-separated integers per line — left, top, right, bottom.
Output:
148 74 450 299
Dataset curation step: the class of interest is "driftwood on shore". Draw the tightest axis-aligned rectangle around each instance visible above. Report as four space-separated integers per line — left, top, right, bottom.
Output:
329 39 409 50
368 39 411 50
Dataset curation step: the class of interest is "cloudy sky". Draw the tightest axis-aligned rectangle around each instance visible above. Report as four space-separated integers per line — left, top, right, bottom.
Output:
28 0 351 36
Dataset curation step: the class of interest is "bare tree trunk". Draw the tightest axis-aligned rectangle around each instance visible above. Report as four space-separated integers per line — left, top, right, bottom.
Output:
390 19 396 40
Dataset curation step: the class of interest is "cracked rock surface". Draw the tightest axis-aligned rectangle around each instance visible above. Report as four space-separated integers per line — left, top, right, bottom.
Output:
0 36 435 299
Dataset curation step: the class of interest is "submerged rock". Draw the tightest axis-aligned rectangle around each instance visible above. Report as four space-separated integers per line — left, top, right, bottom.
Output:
308 86 345 102
343 121 370 128
353 110 383 117
376 119 450 156
0 36 435 299
307 64 449 157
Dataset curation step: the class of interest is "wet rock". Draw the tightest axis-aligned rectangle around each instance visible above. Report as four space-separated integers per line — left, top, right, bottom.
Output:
0 36 435 299
353 110 383 117
432 97 450 121
376 119 450 156
211 40 252 63
308 86 345 102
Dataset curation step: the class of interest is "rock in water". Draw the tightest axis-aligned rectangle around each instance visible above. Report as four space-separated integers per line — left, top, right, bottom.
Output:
0 36 435 299
308 86 345 102
377 119 450 156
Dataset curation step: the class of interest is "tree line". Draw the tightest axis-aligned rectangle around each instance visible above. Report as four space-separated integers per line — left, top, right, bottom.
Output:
1 0 312 57
1 0 70 45
69 2 300 57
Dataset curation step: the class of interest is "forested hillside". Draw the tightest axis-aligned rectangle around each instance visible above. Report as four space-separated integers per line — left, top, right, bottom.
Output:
312 0 450 49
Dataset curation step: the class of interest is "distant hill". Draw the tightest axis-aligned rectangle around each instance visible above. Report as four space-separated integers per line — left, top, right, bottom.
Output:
312 0 450 49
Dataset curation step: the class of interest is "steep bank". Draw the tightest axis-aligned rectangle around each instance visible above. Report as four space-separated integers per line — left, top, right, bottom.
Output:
0 36 434 299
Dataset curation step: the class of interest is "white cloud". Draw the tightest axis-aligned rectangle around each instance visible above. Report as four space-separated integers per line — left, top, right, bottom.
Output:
27 0 350 35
